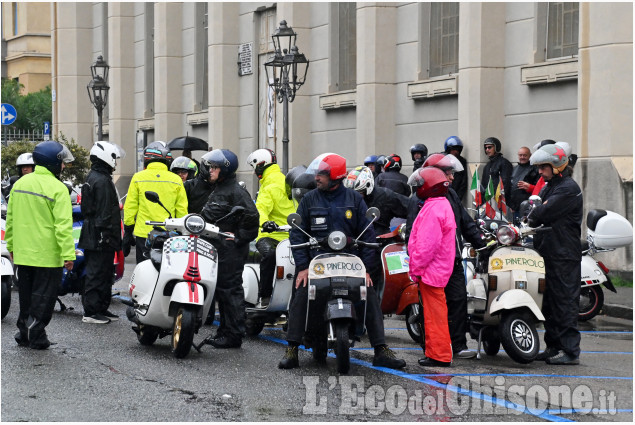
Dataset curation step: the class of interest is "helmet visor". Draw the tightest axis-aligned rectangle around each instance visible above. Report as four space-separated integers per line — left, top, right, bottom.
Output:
201 149 230 169
59 144 75 163
407 169 426 188
112 143 126 159
305 153 335 177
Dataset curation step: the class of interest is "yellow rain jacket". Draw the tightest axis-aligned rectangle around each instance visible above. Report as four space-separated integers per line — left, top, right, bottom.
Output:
255 164 296 242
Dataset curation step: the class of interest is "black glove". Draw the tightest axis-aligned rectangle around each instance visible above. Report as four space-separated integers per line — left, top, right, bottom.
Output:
122 225 135 257
262 221 278 233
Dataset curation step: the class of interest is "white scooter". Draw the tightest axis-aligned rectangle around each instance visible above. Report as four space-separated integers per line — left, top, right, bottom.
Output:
243 224 295 336
1 194 15 319
123 191 242 359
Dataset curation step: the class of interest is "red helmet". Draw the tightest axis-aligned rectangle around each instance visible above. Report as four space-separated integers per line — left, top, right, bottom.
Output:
407 166 450 200
422 153 464 173
306 153 348 181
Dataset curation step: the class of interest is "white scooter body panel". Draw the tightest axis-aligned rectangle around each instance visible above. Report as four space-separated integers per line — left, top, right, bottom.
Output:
484 246 545 324
580 255 607 287
129 235 218 330
1 218 14 277
242 264 260 305
269 239 294 311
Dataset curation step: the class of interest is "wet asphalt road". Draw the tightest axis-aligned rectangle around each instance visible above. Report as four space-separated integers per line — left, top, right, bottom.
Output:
1 256 632 422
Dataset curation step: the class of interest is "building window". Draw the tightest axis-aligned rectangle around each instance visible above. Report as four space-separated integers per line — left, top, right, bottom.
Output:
12 3 18 36
429 2 459 77
546 2 579 59
144 3 154 117
195 2 208 111
330 3 356 92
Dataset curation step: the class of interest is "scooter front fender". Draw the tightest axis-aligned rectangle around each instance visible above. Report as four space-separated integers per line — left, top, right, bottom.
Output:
489 289 545 322
395 283 419 315
1 256 14 277
169 281 204 316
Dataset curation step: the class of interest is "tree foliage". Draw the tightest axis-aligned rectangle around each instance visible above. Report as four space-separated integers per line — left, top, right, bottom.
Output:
1 78 52 132
1 133 90 186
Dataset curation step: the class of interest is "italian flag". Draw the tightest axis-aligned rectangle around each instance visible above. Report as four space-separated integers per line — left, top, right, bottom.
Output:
470 168 482 207
484 177 497 219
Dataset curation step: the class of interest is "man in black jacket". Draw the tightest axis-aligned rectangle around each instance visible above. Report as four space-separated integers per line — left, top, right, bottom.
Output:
529 144 582 365
278 153 406 370
78 142 124 324
444 136 468 203
481 137 513 212
509 146 539 222
184 165 214 213
405 154 487 358
200 149 259 348
375 154 411 197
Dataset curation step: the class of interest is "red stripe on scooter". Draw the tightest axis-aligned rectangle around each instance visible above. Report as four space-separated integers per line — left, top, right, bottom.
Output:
184 236 201 303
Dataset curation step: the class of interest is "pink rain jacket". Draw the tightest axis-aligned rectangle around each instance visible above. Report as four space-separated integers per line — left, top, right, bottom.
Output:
408 196 456 287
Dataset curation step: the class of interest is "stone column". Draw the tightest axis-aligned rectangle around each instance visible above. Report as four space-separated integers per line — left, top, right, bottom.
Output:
154 2 183 141
207 3 240 154
51 2 93 147
356 3 397 165
107 3 136 176
457 2 506 169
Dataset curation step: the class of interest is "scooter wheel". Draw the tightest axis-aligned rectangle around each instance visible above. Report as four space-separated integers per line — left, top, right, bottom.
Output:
335 323 350 374
578 286 604 322
245 319 265 336
172 307 196 359
1 276 11 319
137 325 159 346
499 312 539 364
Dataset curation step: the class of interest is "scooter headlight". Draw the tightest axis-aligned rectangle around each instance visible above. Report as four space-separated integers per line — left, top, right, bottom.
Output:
497 225 518 245
327 231 347 251
184 214 206 235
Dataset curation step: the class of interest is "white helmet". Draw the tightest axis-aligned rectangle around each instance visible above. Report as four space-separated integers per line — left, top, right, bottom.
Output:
90 141 125 170
246 148 277 178
530 144 569 174
16 153 35 167
343 166 375 196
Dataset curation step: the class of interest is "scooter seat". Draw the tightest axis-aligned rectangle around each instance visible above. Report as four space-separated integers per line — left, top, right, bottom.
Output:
150 249 162 272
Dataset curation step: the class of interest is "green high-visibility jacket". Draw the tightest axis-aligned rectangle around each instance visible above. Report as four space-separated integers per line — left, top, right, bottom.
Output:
5 166 75 267
255 164 296 242
123 162 189 238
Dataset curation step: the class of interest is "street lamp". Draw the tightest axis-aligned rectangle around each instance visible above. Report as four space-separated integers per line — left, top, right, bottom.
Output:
264 20 309 174
87 55 110 141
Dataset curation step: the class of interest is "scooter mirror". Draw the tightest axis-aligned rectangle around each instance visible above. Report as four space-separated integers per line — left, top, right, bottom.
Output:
287 213 302 226
366 207 380 221
145 191 160 203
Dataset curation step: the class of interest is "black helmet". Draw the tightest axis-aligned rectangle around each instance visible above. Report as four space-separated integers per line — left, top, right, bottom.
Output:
375 155 387 171
33 141 75 177
291 171 316 204
483 137 502 153
409 144 428 161
201 149 239 181
285 165 307 200
144 141 173 167
444 136 463 154
384 154 402 172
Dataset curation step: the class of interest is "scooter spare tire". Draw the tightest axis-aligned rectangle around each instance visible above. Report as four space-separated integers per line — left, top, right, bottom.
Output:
1 276 11 319
499 311 539 364
481 328 500 356
578 286 604 322
335 322 350 374
172 306 197 359
137 325 159 346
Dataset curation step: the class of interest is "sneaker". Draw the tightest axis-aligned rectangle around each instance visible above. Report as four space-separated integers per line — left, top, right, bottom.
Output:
373 346 407 369
545 350 579 365
279 346 300 369
82 314 111 324
454 349 477 359
102 310 119 321
536 346 559 361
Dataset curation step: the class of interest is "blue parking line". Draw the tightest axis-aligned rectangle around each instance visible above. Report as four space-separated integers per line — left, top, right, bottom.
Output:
414 373 631 380
384 327 633 335
350 347 633 355
257 333 571 422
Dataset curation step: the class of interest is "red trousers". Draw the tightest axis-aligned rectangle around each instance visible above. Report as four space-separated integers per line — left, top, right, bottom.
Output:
418 283 453 363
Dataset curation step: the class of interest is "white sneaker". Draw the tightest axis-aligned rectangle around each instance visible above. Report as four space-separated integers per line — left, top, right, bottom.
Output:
455 349 477 359
82 314 111 324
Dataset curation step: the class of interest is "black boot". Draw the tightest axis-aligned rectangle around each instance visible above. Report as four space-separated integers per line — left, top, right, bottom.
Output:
373 345 406 369
279 345 299 369
14 331 29 347
208 335 241 349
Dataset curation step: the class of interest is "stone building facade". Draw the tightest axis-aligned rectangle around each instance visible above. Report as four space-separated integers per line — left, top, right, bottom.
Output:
50 2 632 270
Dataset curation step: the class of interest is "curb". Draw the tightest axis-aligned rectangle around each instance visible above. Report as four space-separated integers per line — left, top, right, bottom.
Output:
602 303 633 320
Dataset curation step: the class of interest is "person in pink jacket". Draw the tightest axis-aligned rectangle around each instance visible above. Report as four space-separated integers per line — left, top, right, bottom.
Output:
407 166 456 367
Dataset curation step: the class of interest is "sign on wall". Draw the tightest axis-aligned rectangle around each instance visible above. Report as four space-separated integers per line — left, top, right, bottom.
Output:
238 42 253 76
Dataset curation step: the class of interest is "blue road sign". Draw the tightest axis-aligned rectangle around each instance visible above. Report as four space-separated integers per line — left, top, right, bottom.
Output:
1 103 17 125
44 121 50 135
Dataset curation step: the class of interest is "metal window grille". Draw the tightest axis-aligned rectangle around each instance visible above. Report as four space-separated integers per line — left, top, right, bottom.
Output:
547 2 579 59
429 2 459 78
